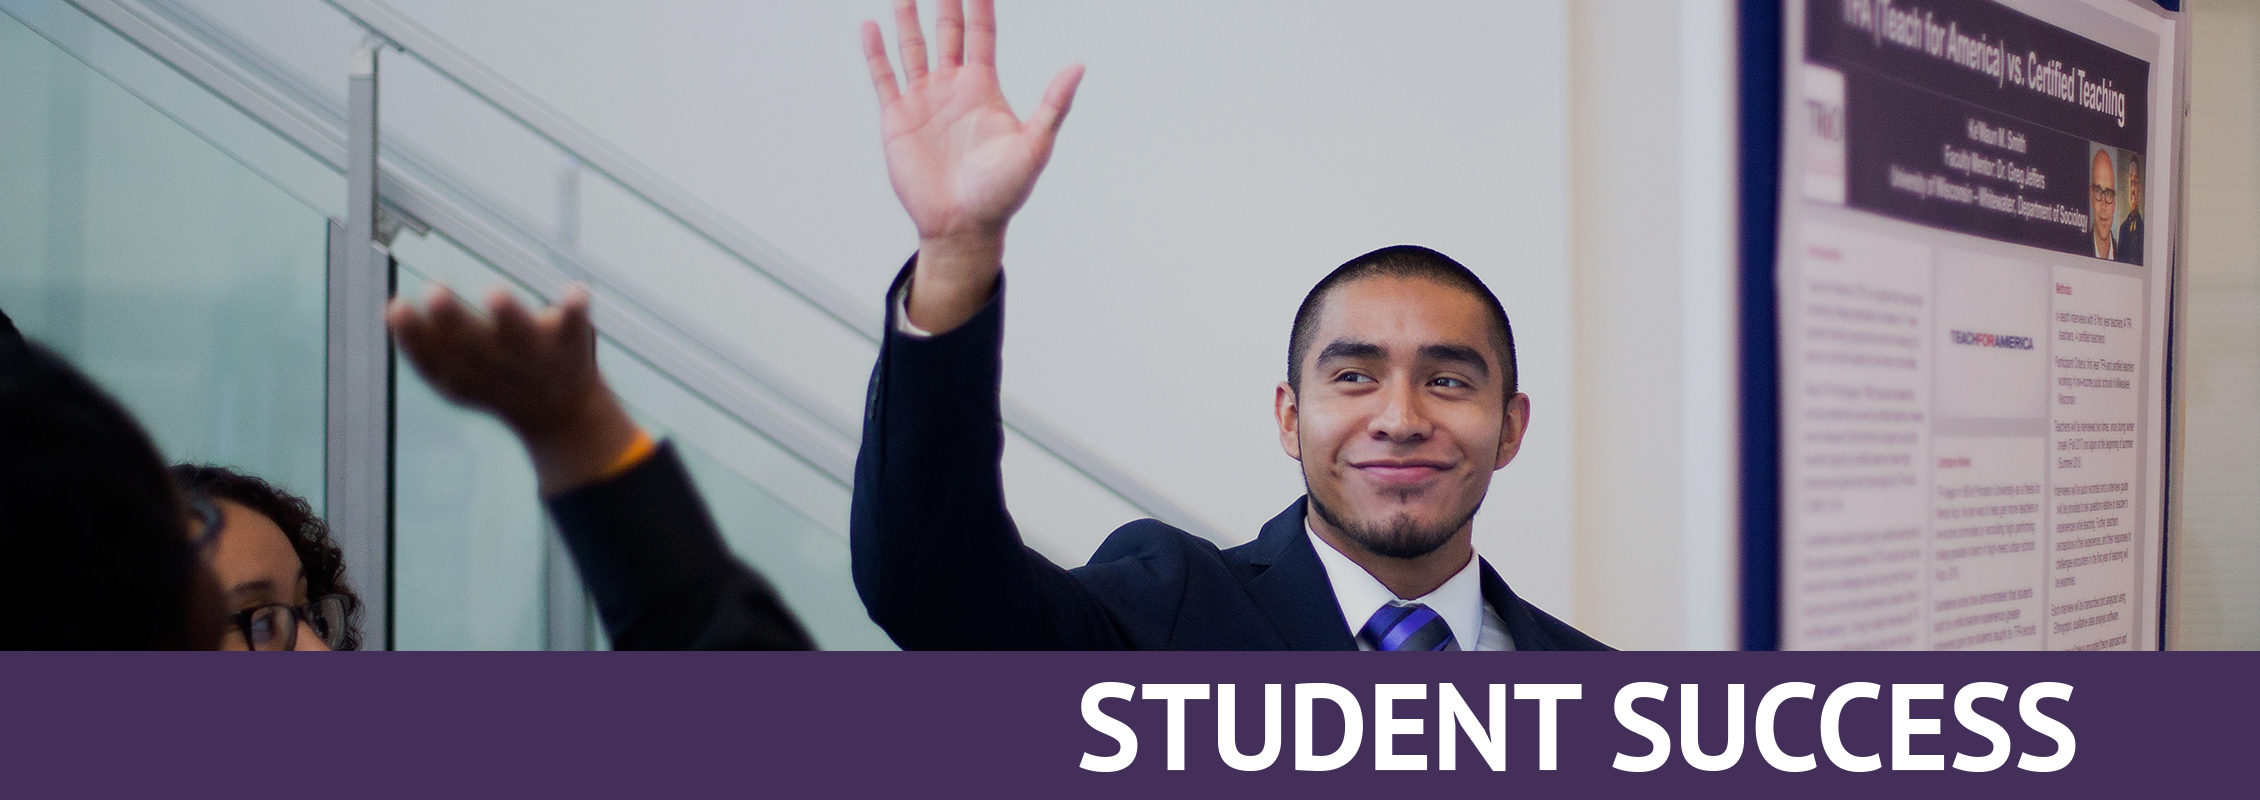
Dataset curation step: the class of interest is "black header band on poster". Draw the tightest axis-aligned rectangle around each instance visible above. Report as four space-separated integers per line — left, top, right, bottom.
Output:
1806 0 2152 152
1808 0 2156 263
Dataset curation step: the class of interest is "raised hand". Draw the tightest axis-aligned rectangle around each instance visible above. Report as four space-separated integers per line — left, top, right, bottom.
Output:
862 0 1083 334
387 284 642 494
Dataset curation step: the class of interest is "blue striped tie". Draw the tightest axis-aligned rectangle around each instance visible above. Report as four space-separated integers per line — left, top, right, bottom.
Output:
1360 602 1459 651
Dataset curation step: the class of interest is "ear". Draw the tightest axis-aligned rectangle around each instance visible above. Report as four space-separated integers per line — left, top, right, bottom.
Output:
1276 381 1303 461
1494 392 1530 470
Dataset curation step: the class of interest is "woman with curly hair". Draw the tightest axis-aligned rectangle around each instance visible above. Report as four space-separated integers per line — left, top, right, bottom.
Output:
171 465 362 651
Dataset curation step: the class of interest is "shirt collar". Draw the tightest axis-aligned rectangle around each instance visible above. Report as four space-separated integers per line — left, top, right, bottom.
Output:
1305 518 1485 649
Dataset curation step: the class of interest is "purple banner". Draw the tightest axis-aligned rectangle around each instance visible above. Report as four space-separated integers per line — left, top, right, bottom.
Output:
3 652 2249 797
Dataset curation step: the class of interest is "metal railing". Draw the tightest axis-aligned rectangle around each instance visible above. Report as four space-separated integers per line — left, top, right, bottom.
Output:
34 0 1224 644
89 0 865 482
68 0 1217 540
318 0 1220 540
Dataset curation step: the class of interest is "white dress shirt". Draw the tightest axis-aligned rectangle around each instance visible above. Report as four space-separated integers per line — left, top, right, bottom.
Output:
897 280 1513 650
893 284 937 337
1307 520 1514 651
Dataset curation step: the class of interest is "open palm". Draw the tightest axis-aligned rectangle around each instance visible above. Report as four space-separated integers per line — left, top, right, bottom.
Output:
863 0 1083 244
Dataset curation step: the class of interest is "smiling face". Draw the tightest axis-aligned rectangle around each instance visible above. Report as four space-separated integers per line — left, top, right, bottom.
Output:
1276 276 1529 562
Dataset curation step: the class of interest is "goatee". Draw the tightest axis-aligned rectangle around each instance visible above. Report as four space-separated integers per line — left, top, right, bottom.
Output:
1307 490 1480 560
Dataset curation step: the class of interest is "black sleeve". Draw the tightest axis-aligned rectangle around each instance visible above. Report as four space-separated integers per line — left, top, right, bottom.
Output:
849 257 1128 650
546 441 815 650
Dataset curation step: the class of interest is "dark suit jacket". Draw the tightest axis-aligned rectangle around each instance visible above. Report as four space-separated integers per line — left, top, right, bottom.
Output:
851 260 1610 650
547 441 814 650
2115 210 2144 265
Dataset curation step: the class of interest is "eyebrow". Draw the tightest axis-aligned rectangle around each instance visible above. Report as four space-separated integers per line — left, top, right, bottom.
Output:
1314 339 1492 379
1419 343 1492 379
1315 340 1385 364
224 567 307 602
225 579 276 601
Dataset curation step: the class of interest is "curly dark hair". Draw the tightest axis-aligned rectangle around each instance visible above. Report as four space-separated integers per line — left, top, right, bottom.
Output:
170 465 364 650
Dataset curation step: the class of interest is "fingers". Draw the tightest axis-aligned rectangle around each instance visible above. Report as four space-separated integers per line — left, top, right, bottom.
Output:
418 284 481 365
860 21 900 106
485 287 536 351
557 284 592 324
387 294 436 360
891 0 928 83
964 0 996 68
384 296 418 338
418 283 475 341
386 296 433 366
936 0 965 69
1024 63 1085 137
556 285 598 353
389 283 473 387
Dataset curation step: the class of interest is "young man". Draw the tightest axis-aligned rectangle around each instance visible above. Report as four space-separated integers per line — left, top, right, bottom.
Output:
851 0 1606 651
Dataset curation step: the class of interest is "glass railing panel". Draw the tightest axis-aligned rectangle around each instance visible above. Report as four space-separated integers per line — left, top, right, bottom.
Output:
375 45 579 242
0 6 329 508
574 169 880 422
2 0 347 218
388 243 549 650
189 0 887 424
60 0 1215 646
388 226 890 650
672 441 884 649
1000 429 1157 565
172 0 884 429
597 325 887 650
165 0 361 124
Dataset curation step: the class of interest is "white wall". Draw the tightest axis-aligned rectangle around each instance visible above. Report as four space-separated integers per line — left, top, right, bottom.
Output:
2170 0 2260 650
1568 0 1739 650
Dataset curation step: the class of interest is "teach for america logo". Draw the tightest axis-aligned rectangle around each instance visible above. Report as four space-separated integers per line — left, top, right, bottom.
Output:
1950 329 2035 350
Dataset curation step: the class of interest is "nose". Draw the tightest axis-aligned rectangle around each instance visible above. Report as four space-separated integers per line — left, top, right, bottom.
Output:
294 618 332 651
1369 378 1432 443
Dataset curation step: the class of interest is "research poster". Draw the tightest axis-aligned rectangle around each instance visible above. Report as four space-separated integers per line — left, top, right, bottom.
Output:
1776 0 2177 650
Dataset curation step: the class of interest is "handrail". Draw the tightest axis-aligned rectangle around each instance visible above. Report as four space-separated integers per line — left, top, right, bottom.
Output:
57 0 860 484
321 0 1222 539
46 0 1218 539
131 0 861 444
323 0 879 339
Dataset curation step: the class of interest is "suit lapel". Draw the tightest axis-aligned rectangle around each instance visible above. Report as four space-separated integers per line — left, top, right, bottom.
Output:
1479 558 1553 651
1239 498 1357 651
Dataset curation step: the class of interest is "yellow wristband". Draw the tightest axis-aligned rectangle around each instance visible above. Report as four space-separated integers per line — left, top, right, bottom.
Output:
599 429 658 481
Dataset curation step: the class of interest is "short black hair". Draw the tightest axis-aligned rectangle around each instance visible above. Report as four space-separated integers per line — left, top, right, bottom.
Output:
0 341 219 649
172 464 364 651
1287 245 1517 396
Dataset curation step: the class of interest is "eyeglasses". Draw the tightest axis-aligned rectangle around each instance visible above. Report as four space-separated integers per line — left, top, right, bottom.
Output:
226 594 353 651
2091 186 2116 202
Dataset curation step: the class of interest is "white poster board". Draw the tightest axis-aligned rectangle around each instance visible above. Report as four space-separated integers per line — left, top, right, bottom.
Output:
1771 0 2182 650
